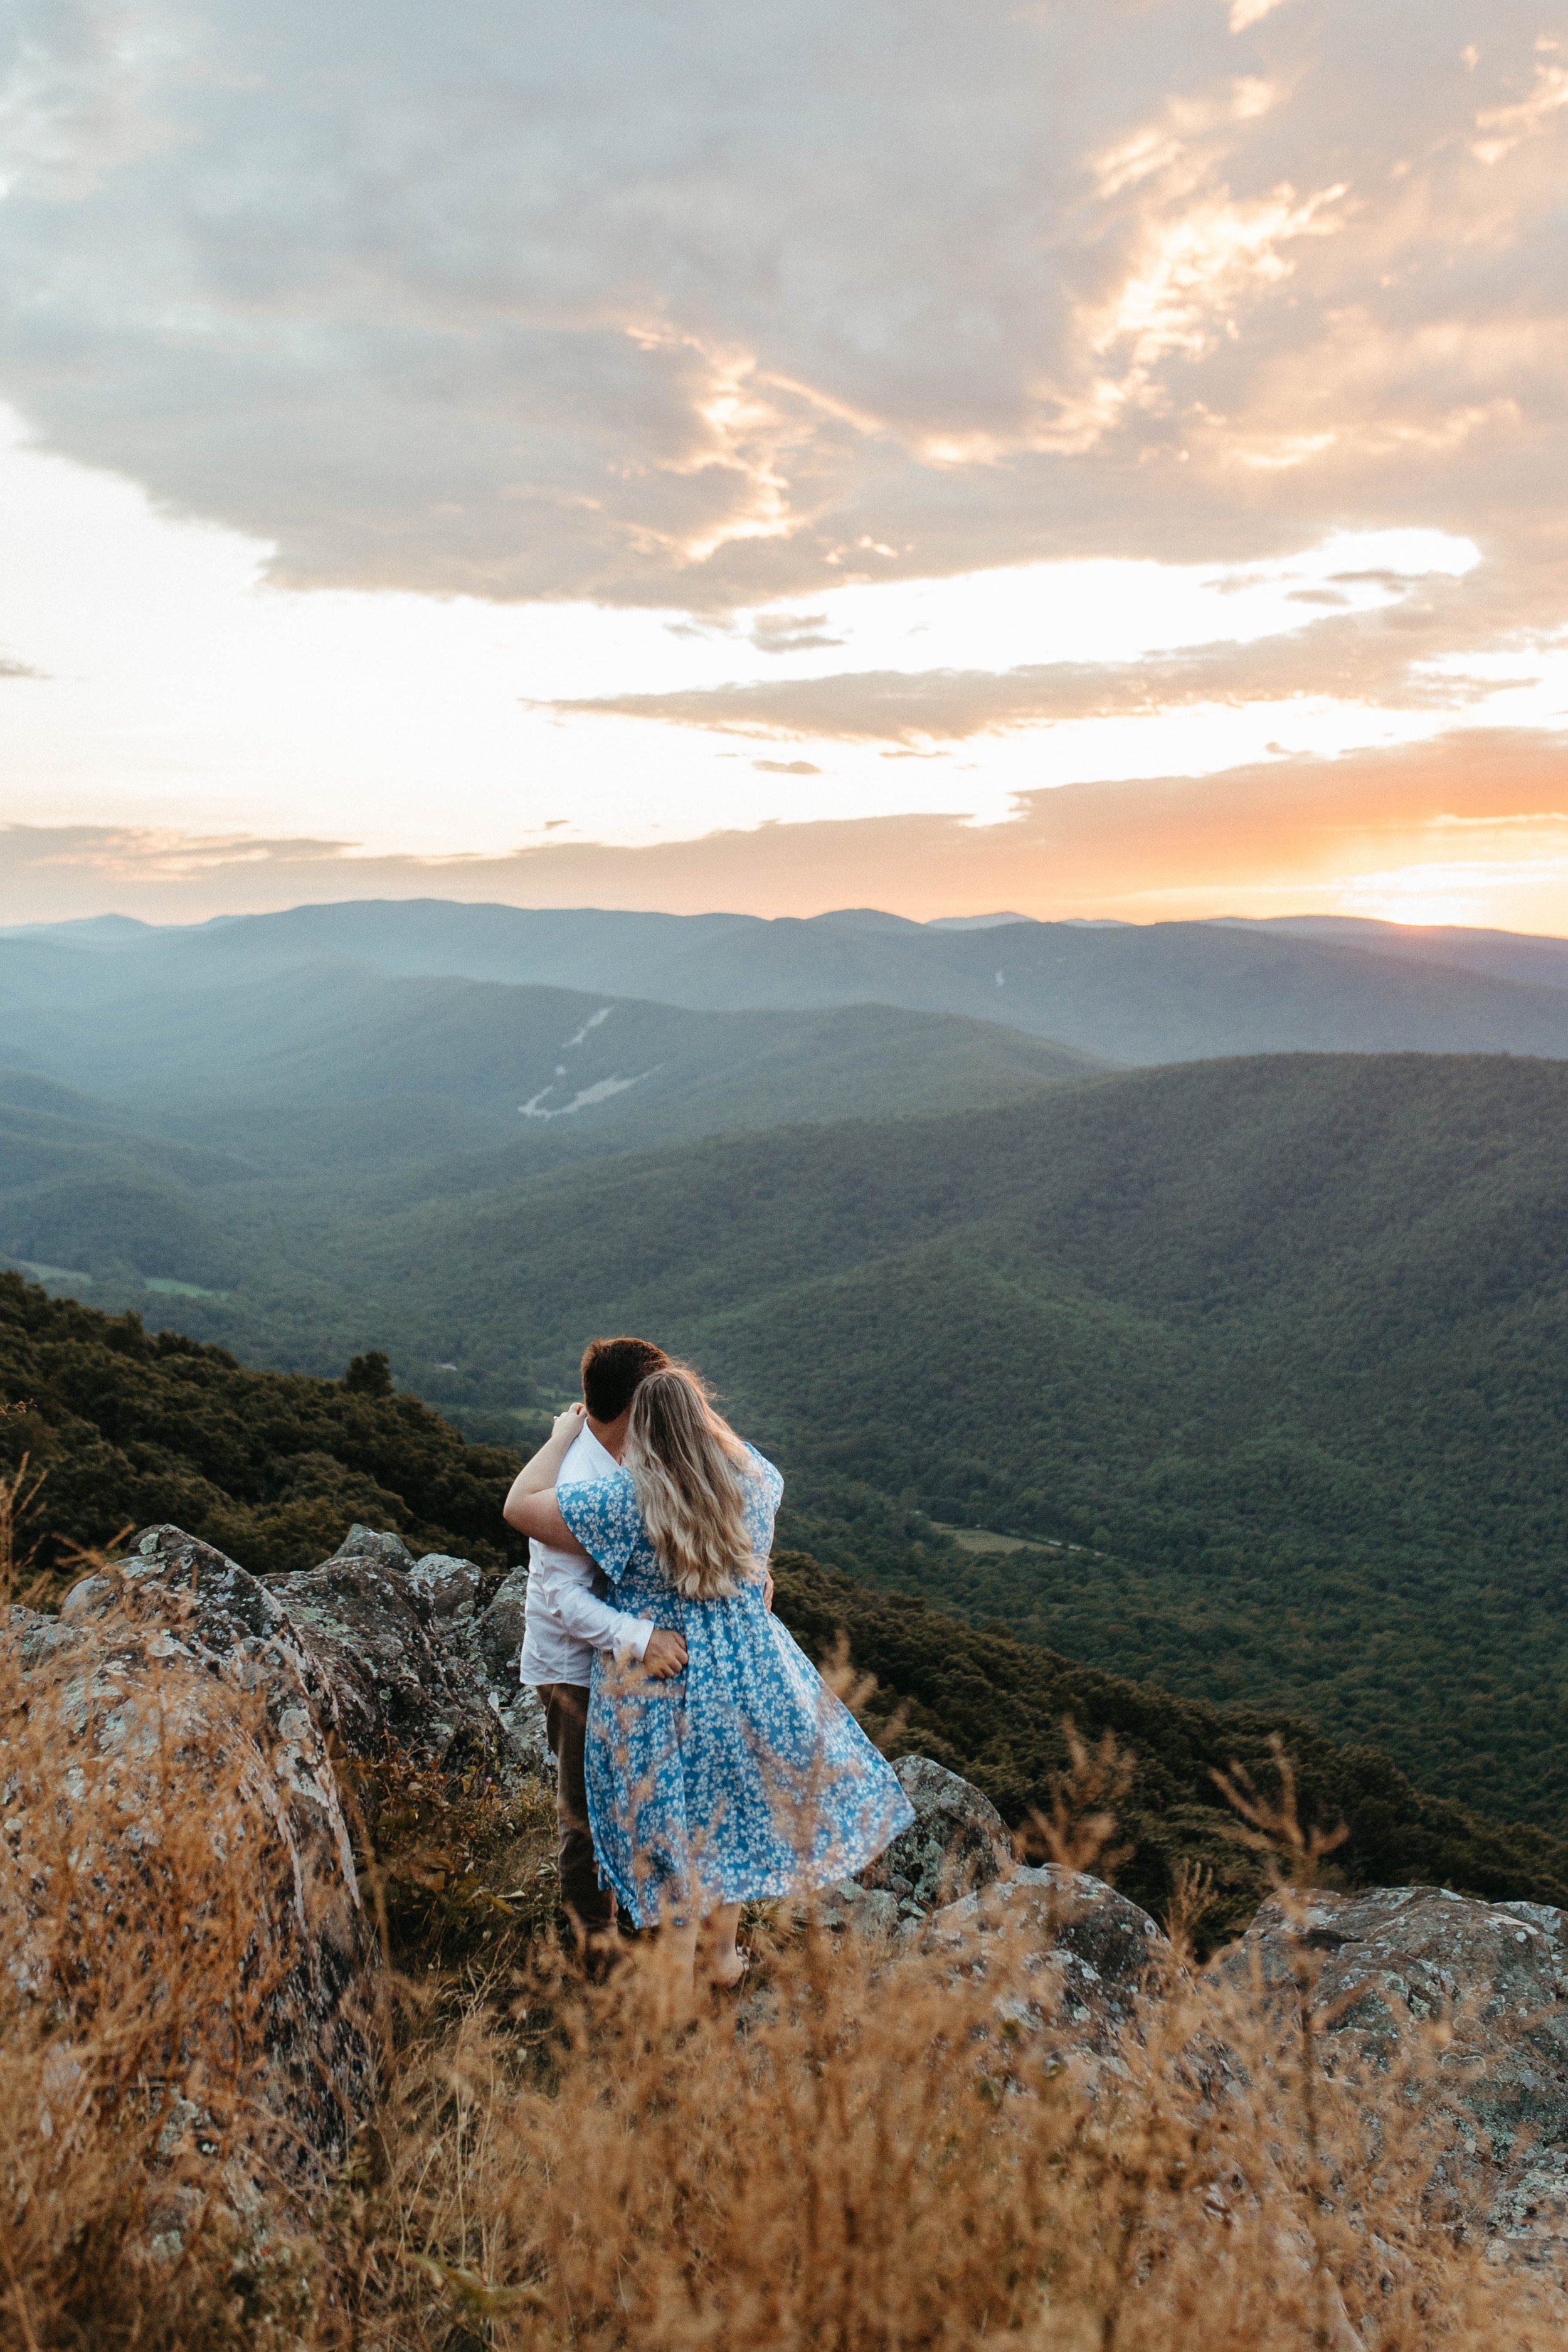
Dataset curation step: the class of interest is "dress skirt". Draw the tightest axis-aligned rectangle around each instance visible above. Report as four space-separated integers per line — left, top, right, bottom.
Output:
559 1452 915 1927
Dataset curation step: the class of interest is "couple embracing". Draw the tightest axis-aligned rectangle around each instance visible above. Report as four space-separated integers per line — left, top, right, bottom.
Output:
503 1336 913 1989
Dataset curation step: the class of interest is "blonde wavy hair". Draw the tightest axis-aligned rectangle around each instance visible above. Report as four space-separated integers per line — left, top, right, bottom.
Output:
622 1366 760 1601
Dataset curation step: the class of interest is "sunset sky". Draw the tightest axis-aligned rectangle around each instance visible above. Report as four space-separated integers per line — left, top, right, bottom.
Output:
1 0 1565 930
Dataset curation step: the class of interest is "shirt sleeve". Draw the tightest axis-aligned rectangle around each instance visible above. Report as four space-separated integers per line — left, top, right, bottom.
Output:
530 1552 652 1660
556 1471 643 1583
741 1446 785 1564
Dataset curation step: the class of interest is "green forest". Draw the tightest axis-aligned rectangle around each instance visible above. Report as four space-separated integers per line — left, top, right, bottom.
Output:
8 1269 1568 1949
0 1272 524 1577
7 1047 1568 1824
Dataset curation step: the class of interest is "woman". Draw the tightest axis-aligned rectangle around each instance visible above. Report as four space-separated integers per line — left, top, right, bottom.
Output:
506 1365 914 1988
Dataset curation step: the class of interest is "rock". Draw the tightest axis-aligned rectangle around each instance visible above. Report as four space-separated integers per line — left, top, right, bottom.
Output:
1212 1884 1568 2264
424 1566 549 1778
812 1878 904 1937
263 1554 495 1767
6 1525 377 2180
857 1754 1013 1920
409 1552 484 1618
267 1532 548 1787
476 1562 531 1682
908 1863 1169 2056
333 1523 419 1575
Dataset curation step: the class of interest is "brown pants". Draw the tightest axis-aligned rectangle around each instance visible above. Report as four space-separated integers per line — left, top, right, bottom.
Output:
537 1682 614 1941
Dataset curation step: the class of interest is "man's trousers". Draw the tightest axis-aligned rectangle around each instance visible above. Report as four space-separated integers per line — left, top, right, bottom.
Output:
536 1681 613 1940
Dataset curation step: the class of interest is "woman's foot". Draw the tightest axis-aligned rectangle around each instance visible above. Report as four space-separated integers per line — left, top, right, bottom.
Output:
707 1946 751 1991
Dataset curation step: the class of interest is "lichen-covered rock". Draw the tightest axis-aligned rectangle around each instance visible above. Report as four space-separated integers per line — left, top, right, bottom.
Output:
421 1562 549 1777
812 1878 903 1937
857 1754 1012 1920
408 1553 484 1618
332 1522 420 1575
476 1562 530 1682
909 1863 1168 2055
6 1525 377 2175
267 1534 547 1784
1213 1884 1568 2264
263 1553 491 1766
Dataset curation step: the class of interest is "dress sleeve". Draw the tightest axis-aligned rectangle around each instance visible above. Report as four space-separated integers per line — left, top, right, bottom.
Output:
742 1446 785 1561
556 1471 643 1583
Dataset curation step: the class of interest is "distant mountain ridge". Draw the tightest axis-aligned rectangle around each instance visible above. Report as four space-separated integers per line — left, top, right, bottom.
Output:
0 963 1095 1184
8 898 1568 1062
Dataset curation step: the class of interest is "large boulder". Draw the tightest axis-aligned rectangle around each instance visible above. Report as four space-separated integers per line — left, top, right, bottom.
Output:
857 1754 1013 1921
475 1562 531 1682
908 1863 1169 2056
3 1525 377 2181
1211 1883 1568 2265
435 1559 550 1776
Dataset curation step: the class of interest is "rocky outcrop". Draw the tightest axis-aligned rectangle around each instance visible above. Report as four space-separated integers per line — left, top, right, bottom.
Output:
1214 1883 1568 2265
21 1511 1568 2277
0 1516 555 2200
263 1521 546 1782
906 1863 1169 2057
813 1755 1014 1935
3 1524 378 2178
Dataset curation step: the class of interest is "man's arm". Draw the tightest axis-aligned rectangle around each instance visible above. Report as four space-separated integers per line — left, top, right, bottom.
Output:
532 1552 654 1660
532 1554 687 1680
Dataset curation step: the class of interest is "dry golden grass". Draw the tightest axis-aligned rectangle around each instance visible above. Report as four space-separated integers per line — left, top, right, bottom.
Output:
0 1516 1563 2350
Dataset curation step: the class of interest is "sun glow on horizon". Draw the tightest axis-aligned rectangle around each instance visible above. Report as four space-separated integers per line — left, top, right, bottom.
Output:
1330 856 1568 933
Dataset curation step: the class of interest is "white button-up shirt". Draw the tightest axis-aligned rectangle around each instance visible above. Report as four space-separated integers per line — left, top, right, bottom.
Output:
517 1422 654 1687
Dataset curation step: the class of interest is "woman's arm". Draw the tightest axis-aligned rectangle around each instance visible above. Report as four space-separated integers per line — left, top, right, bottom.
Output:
506 1487 588 1552
502 1406 590 1539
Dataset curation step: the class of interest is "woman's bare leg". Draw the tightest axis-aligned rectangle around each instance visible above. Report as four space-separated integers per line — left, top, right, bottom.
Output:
701 1902 745 1987
661 1921 700 2009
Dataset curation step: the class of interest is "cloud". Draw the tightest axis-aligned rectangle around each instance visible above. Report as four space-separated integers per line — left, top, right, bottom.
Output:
539 590 1534 744
0 0 1560 628
752 758 822 775
1472 55 1568 164
6 731 1568 935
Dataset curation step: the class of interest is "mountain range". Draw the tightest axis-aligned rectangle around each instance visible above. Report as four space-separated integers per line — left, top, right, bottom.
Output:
9 898 1568 1062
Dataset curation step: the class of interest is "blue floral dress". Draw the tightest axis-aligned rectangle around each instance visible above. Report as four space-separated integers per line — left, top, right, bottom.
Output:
558 1446 915 1927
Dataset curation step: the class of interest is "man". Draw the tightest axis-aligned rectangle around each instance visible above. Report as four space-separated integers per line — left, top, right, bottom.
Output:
508 1334 687 1947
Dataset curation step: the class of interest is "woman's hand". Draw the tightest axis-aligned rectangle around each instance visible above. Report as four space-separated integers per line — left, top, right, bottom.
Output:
502 1403 590 1525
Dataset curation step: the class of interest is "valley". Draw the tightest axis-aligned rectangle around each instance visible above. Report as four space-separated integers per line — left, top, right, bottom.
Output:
5 903 1568 1827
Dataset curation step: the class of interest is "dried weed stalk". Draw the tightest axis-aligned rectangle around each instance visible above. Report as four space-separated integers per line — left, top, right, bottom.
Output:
0 1610 1562 2349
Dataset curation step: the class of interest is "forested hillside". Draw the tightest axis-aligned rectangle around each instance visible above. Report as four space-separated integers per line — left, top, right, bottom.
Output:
0 1272 525 1576
8 1035 1568 1823
214 1049 1565 1821
0 964 1092 1184
6 1271 1567 1948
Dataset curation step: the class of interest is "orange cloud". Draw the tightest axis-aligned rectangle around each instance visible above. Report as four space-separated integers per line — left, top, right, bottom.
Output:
6 731 1567 936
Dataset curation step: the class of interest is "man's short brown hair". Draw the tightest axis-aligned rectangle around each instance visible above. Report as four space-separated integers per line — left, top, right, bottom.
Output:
580 1335 670 1423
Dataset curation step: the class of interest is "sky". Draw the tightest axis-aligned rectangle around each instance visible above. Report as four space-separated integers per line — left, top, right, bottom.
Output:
1 0 1565 930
